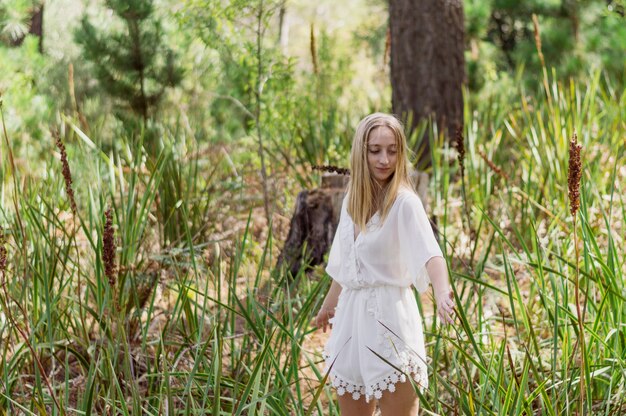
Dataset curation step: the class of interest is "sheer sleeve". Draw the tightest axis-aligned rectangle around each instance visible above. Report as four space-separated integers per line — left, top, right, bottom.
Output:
397 192 444 293
325 195 347 280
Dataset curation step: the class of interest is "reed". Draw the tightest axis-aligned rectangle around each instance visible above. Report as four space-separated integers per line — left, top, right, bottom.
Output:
568 132 586 412
454 124 475 246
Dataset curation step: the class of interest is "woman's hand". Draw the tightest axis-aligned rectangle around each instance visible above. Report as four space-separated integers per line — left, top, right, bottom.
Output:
312 305 335 333
312 280 342 333
434 288 455 325
426 257 455 325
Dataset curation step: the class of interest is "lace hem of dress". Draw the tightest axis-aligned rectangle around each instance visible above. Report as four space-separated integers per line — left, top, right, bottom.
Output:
324 351 428 403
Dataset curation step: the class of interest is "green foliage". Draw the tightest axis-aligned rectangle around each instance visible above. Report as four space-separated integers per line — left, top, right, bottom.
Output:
177 0 376 193
465 0 626 90
0 36 54 157
0 0 37 44
74 0 183 123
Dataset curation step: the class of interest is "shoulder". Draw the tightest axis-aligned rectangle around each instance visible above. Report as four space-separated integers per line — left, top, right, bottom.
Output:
395 186 421 206
393 186 426 219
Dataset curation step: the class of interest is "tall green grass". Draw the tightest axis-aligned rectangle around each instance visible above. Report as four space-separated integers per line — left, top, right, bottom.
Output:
0 67 624 414
424 68 625 415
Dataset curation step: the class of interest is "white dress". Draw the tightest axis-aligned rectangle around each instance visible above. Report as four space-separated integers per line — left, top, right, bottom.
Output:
323 186 444 402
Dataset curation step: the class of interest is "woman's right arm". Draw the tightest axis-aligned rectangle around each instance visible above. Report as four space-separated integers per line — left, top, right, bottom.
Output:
313 280 342 333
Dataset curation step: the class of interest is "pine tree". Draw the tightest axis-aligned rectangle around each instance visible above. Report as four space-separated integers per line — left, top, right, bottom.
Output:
75 0 182 123
0 0 44 52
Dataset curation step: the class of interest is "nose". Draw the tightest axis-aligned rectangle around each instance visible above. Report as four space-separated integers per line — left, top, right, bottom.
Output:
380 151 389 165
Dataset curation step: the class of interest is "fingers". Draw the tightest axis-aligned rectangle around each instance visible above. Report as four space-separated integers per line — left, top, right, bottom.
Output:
320 318 331 333
311 315 322 330
437 297 456 325
438 309 453 324
433 289 456 325
439 307 454 324
312 309 335 332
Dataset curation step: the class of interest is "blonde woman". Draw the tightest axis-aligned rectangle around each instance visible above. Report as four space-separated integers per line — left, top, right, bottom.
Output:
313 113 455 415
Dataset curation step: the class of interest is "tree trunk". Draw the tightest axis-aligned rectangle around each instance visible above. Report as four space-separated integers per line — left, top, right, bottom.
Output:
389 0 465 168
30 3 44 53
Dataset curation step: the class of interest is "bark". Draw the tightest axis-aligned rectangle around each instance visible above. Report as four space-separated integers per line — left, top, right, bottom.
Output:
389 0 465 168
276 176 347 278
30 3 43 53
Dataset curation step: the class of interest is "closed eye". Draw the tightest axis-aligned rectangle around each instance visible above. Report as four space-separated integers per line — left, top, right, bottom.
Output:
368 149 397 154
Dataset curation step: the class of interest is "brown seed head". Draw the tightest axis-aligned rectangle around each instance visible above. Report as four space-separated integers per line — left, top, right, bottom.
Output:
312 164 350 175
310 24 318 75
454 125 465 172
103 207 117 286
478 149 509 181
568 133 582 217
532 14 545 68
53 129 78 215
0 225 7 274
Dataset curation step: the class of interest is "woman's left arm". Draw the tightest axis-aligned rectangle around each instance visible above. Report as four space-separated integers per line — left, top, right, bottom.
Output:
426 256 455 325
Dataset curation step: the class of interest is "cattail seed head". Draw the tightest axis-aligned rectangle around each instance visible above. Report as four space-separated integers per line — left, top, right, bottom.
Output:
312 164 350 175
568 133 582 217
310 24 318 75
532 14 545 68
0 225 7 274
53 129 78 215
453 125 465 172
103 207 117 286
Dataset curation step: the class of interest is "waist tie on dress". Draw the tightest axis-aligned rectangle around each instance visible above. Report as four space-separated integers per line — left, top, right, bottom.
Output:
342 286 383 341
342 285 380 315
342 284 410 359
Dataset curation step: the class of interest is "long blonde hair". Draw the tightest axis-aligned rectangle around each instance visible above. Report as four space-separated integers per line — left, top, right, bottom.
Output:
347 113 412 231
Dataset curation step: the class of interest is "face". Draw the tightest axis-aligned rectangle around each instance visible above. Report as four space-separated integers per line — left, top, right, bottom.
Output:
366 126 397 185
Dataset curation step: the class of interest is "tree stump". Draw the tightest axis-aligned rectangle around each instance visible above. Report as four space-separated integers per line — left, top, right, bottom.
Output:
275 174 348 278
276 171 436 278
